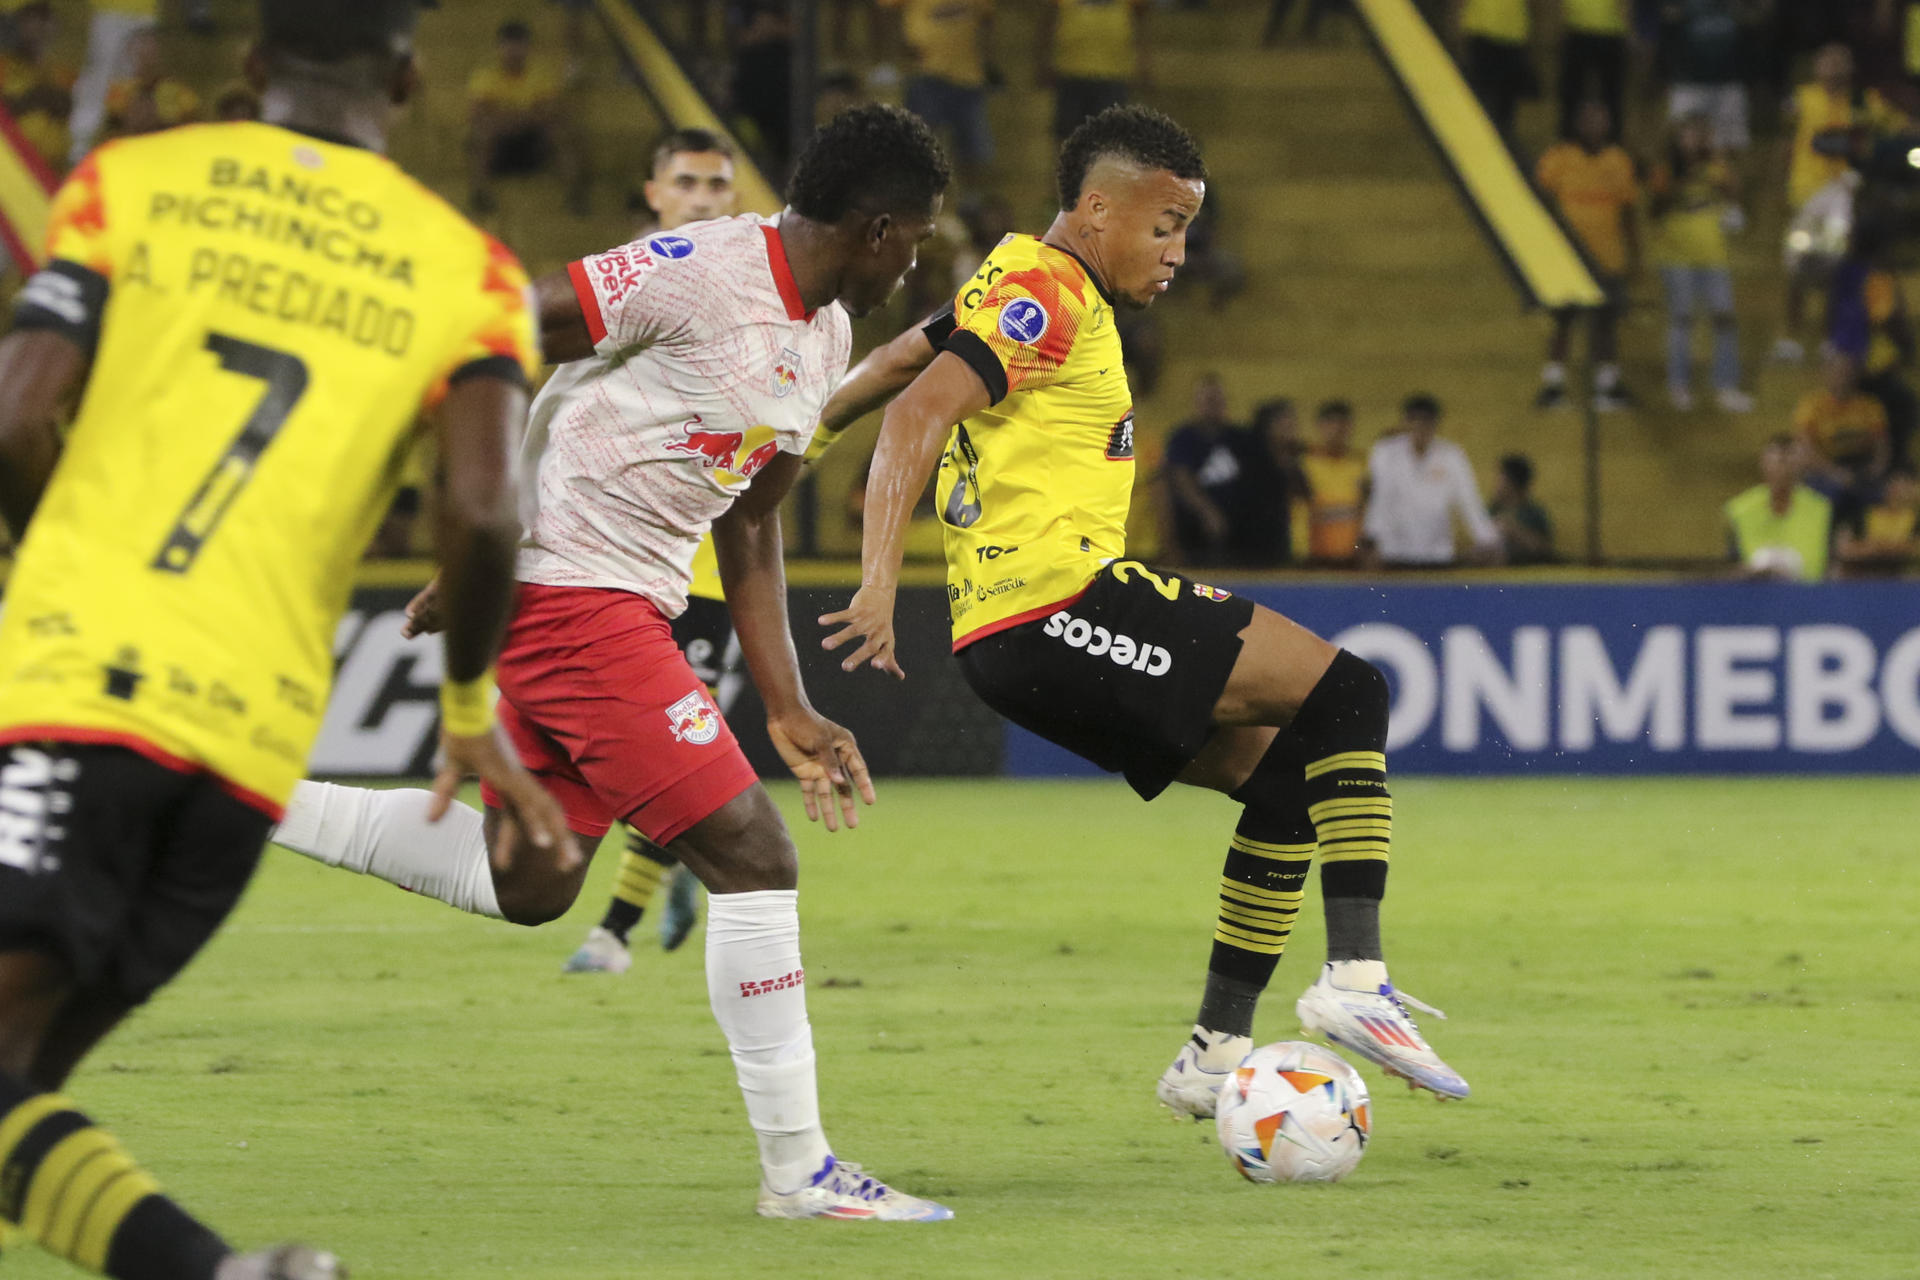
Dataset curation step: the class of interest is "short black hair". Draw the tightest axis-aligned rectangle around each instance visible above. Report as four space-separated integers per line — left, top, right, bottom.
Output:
788 104 950 222
1316 398 1353 421
1402 392 1442 419
1500 453 1535 490
498 19 532 42
259 0 433 63
1765 432 1797 451
1251 397 1294 429
1056 105 1207 211
653 127 733 173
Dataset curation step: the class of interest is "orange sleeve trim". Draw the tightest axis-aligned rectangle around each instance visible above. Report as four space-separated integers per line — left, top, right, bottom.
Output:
568 258 607 347
0 725 284 820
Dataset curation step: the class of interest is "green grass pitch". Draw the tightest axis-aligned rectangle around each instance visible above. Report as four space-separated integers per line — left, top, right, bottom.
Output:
10 777 1916 1279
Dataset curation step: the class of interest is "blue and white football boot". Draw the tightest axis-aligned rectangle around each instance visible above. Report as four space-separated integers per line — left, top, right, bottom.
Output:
1295 960 1469 1099
1156 1026 1254 1119
755 1157 953 1222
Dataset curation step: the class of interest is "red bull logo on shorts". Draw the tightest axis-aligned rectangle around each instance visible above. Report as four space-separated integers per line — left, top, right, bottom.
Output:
666 690 721 745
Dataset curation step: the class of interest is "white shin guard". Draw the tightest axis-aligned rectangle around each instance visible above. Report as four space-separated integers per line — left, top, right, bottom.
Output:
705 889 833 1193
272 780 502 919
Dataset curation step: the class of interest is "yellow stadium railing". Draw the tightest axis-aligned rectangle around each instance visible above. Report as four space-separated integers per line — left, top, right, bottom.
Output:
1352 0 1604 310
589 0 783 216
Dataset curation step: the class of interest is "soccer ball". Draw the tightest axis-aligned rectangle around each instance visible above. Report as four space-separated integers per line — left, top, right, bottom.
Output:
1215 1041 1371 1183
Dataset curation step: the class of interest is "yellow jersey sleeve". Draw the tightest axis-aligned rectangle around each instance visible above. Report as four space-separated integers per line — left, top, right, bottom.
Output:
945 255 1093 404
425 231 539 408
12 151 116 355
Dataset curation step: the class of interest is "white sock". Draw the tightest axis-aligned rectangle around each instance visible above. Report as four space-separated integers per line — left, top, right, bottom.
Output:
273 781 502 919
705 889 832 1193
1327 958 1389 991
1540 361 1566 386
1594 362 1622 391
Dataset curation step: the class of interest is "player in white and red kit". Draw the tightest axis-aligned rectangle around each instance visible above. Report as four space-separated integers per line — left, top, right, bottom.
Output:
273 107 957 1221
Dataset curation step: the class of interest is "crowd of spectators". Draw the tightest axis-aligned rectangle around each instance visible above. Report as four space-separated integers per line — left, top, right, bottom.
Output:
0 0 247 181
1444 0 1920 575
1159 377 1554 570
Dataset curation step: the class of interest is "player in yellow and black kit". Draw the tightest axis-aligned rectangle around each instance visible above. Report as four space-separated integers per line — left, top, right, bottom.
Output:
821 107 1469 1118
0 4 573 1278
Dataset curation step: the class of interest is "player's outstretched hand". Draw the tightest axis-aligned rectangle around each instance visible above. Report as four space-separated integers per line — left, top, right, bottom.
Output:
768 707 876 832
402 575 445 638
819 584 905 678
431 725 581 875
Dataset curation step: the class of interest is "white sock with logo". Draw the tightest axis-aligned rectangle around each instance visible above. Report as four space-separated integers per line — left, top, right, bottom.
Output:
705 889 832 1193
272 780 502 919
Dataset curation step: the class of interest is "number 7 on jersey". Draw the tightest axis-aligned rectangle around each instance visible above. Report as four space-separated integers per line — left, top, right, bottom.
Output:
152 333 310 574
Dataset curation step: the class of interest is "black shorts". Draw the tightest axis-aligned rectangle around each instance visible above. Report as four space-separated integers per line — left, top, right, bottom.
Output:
672 594 745 713
956 561 1255 799
0 743 271 1004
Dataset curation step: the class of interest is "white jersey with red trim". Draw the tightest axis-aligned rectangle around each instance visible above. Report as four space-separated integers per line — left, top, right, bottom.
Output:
516 214 852 616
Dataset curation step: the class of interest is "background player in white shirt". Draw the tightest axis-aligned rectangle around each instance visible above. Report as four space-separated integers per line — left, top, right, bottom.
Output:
275 107 958 1221
1363 393 1503 568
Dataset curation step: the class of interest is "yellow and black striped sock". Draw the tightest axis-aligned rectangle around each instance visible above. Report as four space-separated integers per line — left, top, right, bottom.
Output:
1291 651 1393 961
1196 806 1319 1038
599 830 674 943
0 1078 228 1279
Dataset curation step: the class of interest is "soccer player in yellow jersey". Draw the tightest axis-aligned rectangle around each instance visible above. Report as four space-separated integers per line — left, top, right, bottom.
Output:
0 3 573 1276
821 106 1468 1116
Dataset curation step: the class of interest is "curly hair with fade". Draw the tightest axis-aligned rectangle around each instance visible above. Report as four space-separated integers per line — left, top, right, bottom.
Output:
787 104 952 222
1055 105 1207 211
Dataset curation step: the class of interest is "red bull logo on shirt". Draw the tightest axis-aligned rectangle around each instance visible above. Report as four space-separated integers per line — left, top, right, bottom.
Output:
665 418 783 483
666 690 721 745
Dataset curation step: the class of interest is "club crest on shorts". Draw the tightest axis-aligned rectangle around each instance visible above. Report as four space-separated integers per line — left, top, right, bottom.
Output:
667 690 721 745
998 297 1050 345
1192 582 1233 602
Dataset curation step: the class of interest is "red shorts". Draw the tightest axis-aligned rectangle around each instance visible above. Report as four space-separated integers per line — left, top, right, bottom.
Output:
478 583 758 845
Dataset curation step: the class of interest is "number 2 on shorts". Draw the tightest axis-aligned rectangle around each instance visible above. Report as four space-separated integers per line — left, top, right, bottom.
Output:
152 333 310 574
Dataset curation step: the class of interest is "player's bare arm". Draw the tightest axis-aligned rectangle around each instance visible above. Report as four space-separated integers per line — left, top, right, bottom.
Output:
428 371 578 868
816 316 940 438
0 328 85 538
820 352 990 677
534 268 597 365
712 450 875 830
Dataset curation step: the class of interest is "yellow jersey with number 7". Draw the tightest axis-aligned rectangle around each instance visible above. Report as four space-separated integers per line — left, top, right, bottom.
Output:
0 122 539 815
936 233 1133 647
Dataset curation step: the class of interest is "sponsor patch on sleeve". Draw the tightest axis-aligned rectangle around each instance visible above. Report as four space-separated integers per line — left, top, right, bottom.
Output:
997 296 1051 345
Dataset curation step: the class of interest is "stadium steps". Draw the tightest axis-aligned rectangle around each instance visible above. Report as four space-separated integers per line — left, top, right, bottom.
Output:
960 5 1805 564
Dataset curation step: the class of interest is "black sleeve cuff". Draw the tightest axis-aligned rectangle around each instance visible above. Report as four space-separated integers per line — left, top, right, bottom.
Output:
447 353 530 391
13 260 108 360
944 329 1008 405
920 304 957 349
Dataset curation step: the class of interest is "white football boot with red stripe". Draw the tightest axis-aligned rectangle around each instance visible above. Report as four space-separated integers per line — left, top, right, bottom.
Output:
755 1156 954 1222
1295 960 1469 1099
